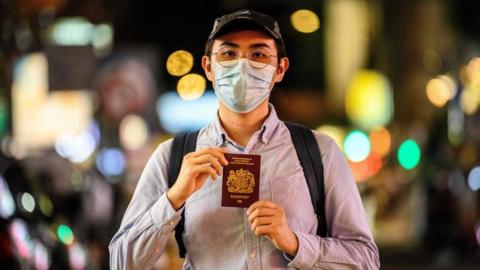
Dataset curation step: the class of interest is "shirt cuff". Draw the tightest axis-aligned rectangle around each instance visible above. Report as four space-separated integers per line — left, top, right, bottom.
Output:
149 193 184 234
287 231 318 269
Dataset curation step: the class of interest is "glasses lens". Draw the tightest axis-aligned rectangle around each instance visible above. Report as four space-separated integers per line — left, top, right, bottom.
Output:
249 49 272 69
217 48 238 67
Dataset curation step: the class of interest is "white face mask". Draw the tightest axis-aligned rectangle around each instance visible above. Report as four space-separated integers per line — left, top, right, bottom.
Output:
212 59 276 113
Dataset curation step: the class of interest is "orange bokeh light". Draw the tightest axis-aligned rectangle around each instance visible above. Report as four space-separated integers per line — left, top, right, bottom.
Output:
369 127 392 158
349 153 383 182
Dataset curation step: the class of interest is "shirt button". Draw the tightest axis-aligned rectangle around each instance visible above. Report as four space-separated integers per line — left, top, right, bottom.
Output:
169 221 175 226
250 252 255 259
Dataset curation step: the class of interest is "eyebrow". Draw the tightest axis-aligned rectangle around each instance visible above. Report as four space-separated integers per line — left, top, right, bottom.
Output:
218 42 272 50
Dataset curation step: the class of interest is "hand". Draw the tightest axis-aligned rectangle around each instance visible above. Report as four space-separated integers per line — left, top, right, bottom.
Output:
247 200 299 256
167 147 229 210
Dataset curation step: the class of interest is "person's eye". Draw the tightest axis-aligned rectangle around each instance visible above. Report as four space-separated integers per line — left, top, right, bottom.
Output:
220 50 237 57
251 51 269 59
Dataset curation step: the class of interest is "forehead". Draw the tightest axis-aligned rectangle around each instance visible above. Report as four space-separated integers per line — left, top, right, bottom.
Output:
212 30 276 49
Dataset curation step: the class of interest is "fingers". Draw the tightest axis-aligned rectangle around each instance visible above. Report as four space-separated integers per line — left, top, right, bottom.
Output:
253 224 274 238
191 155 223 175
189 147 229 165
193 163 219 180
247 200 279 216
247 201 286 240
250 216 274 231
183 147 230 181
247 207 277 224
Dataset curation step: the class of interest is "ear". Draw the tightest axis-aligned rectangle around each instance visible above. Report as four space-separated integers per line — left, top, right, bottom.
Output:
274 57 289 83
202 55 214 82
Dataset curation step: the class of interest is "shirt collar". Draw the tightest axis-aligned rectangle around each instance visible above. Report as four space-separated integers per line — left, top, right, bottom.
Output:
212 103 280 146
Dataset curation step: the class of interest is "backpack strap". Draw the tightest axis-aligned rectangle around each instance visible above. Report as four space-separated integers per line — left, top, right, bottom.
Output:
168 130 199 258
168 123 327 258
285 122 328 237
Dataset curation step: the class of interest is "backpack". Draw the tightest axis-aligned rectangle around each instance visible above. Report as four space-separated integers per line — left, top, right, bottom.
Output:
167 122 327 258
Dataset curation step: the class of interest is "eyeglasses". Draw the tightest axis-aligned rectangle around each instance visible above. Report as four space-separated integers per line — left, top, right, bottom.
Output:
212 47 277 69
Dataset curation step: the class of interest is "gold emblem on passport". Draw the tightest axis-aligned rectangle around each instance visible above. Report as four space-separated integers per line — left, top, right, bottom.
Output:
222 153 261 208
227 169 255 193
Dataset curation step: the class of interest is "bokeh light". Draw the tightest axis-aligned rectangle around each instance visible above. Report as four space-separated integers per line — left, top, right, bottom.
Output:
39 193 54 217
55 129 97 164
349 153 383 182
166 50 194 76
460 88 479 115
426 75 456 107
11 53 93 152
426 78 449 107
447 103 465 146
9 219 33 259
475 221 480 246
48 17 94 46
96 148 126 177
21 192 35 213
369 126 392 157
177 73 206 101
316 125 346 151
57 224 74 245
33 240 50 270
344 130 371 162
157 91 218 133
290 9 320 33
92 23 113 55
346 70 394 131
397 139 421 170
464 57 480 85
68 242 87 270
467 166 480 192
47 18 113 55
119 114 149 151
0 97 7 136
459 57 480 115
0 175 16 219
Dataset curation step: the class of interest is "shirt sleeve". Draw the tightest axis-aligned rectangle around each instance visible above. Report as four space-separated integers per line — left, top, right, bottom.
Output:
287 132 380 270
109 139 184 270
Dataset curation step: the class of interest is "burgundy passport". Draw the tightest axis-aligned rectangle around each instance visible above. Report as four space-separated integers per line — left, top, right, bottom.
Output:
221 153 261 208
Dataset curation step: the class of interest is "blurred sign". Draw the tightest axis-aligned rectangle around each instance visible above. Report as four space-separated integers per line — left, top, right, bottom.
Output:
12 53 93 153
46 45 95 91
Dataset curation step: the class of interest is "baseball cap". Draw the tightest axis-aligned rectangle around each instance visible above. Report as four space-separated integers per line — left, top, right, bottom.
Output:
206 9 286 57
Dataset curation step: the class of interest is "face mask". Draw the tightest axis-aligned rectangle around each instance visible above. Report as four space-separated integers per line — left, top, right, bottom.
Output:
212 59 276 113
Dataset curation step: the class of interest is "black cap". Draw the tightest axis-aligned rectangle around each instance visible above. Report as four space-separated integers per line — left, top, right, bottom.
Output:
207 9 286 57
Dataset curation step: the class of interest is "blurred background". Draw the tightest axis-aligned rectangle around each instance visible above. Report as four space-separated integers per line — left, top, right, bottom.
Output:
0 0 479 269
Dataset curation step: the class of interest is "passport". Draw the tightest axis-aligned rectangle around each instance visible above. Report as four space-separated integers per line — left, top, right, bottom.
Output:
221 153 261 208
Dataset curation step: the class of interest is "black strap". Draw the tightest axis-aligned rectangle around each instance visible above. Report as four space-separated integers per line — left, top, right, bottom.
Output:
285 122 328 237
168 131 199 258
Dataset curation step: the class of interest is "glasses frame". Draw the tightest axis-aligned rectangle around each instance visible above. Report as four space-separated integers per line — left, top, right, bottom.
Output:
211 47 277 69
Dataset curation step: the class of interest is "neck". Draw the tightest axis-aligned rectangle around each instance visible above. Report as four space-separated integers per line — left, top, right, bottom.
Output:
218 101 270 147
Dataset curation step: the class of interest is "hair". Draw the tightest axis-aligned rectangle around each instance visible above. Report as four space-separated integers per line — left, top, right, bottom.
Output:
204 20 286 63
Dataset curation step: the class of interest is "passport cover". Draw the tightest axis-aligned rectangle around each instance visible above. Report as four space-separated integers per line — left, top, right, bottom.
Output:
221 153 261 208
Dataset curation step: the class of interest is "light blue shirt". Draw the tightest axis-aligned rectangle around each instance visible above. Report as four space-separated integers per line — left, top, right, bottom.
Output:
109 104 380 269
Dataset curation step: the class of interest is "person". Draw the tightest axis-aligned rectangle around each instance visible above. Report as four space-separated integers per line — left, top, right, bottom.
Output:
109 9 380 270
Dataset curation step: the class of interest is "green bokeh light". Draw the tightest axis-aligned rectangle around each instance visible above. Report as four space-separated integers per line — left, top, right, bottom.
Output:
57 224 74 245
397 139 421 170
0 97 7 137
344 130 371 162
